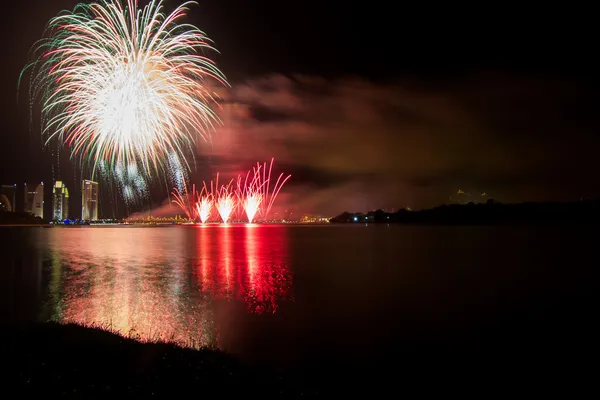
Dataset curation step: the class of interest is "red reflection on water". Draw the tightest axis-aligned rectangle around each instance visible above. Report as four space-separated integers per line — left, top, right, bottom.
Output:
242 224 291 314
45 226 291 348
220 225 234 295
192 224 291 314
237 224 291 314
196 225 214 294
246 225 260 297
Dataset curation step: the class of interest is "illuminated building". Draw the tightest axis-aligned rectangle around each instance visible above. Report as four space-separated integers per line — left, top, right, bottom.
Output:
0 184 16 212
24 182 44 219
81 179 99 220
52 181 69 220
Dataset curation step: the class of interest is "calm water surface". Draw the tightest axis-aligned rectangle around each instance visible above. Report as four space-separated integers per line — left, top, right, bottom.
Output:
1 224 598 365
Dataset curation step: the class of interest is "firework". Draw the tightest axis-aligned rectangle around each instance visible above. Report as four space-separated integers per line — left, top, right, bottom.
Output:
243 193 262 223
99 159 149 206
171 181 197 221
167 151 189 195
171 159 291 223
213 174 235 223
195 184 213 223
24 0 227 187
236 169 264 223
117 161 149 204
251 158 291 221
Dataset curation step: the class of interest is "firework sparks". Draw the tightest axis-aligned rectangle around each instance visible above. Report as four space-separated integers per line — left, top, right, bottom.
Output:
195 184 213 223
118 161 149 204
24 0 227 188
213 174 235 223
99 159 149 205
172 159 291 224
171 181 197 221
216 194 235 224
236 169 264 223
243 193 262 223
168 151 189 195
258 158 292 220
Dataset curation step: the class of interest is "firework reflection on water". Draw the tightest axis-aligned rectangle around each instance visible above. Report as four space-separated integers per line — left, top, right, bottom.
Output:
43 225 291 349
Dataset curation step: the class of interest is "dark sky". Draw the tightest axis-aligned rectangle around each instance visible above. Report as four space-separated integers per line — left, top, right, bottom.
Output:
0 1 598 217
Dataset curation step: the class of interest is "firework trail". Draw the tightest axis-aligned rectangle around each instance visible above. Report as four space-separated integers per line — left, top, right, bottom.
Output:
255 158 291 221
195 184 213 223
243 193 262 223
213 174 235 223
115 161 149 204
23 0 227 190
171 181 197 221
99 159 149 206
233 159 290 222
236 169 264 223
167 151 189 195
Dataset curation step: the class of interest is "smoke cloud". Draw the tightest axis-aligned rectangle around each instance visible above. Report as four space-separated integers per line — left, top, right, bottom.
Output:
133 72 597 218
197 73 597 216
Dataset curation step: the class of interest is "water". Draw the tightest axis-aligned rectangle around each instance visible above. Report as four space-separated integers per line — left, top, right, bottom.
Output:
1 224 598 366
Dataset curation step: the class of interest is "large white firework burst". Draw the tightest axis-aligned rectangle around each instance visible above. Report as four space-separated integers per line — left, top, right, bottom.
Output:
24 0 227 184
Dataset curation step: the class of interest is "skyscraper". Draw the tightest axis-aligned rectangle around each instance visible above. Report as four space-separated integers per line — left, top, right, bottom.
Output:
53 181 69 220
24 182 44 219
82 180 99 220
0 184 16 212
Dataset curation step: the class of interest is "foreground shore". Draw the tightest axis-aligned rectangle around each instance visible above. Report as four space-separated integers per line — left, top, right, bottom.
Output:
1 317 596 397
1 323 305 397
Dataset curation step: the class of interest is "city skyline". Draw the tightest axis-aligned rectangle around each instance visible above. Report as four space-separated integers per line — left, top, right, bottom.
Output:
0 178 99 221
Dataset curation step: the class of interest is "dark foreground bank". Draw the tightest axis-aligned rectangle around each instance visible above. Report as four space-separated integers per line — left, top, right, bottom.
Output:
1 323 307 397
1 309 597 398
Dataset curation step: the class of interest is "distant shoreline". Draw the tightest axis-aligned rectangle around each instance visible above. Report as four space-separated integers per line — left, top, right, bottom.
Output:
4 200 600 227
329 200 600 225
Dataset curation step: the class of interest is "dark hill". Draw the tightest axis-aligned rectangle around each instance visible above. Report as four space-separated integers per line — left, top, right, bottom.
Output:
330 200 600 225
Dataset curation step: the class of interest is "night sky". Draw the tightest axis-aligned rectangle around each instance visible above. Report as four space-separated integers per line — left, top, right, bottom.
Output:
0 1 598 218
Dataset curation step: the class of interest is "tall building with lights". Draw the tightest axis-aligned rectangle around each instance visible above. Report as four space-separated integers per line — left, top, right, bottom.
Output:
24 182 44 219
81 179 99 220
52 181 69 220
0 184 16 212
